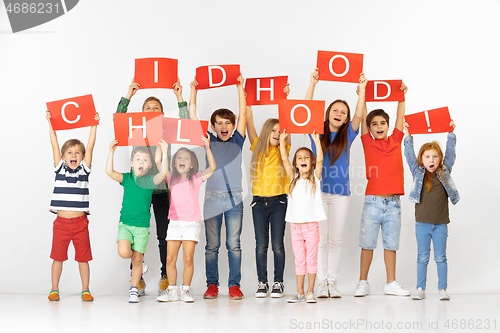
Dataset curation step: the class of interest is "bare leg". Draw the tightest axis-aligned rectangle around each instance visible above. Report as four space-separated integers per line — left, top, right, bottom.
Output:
296 275 305 295
182 241 196 286
131 251 143 287
166 240 182 286
384 249 396 283
359 249 373 280
78 262 90 291
117 240 133 259
307 273 316 294
51 260 63 291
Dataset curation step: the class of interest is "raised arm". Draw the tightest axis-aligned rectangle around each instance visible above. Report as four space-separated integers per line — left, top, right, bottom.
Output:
352 73 367 132
189 78 199 120
84 112 99 168
153 140 169 185
403 122 419 176
106 140 123 183
246 106 258 144
444 120 457 171
312 131 323 180
280 130 294 180
305 68 319 100
394 82 408 132
236 74 247 136
125 78 140 100
201 132 216 181
46 110 61 167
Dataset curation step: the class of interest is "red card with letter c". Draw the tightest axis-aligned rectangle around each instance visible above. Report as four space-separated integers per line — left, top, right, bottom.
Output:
404 107 453 135
245 76 288 105
278 99 325 134
365 80 405 102
135 58 178 89
113 112 163 146
162 118 209 147
46 94 98 131
195 65 240 89
316 51 363 83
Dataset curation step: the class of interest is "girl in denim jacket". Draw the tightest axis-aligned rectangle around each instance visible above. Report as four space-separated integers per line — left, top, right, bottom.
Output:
404 121 459 301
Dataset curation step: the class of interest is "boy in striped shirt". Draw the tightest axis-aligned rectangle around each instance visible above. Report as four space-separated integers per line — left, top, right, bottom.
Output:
46 110 99 302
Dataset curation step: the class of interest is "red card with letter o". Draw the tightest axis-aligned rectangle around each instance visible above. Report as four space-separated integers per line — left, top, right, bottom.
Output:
195 65 240 89
404 107 453 135
135 58 178 89
278 100 325 134
245 76 288 105
316 51 363 83
46 94 98 131
365 80 405 102
113 112 163 146
162 118 209 147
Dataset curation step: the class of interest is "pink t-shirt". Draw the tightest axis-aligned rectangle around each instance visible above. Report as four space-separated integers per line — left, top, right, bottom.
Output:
167 172 204 222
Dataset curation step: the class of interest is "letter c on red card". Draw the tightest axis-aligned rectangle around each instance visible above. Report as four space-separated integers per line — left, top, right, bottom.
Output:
208 66 226 87
374 81 391 100
329 55 350 77
290 104 311 127
61 101 81 124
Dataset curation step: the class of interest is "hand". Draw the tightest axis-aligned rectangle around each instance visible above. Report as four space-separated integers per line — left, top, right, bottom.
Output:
403 122 410 136
311 130 320 143
158 139 169 155
449 120 456 131
357 73 367 95
94 112 100 122
109 139 118 152
283 83 290 96
190 77 198 91
310 68 319 84
401 82 408 94
46 110 52 122
202 132 211 150
236 74 244 88
127 78 140 99
279 129 288 143
173 78 183 98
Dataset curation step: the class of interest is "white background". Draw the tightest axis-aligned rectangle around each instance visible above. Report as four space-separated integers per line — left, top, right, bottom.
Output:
0 0 498 296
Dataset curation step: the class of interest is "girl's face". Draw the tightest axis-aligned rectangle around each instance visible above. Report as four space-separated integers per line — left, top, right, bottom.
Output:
295 150 312 177
268 123 280 147
329 102 349 131
175 150 193 176
421 148 441 173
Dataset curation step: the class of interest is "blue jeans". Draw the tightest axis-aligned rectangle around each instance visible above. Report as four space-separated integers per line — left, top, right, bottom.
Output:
204 191 243 288
415 222 448 290
251 195 287 283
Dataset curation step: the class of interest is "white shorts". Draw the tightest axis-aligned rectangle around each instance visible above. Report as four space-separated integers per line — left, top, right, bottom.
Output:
166 220 202 243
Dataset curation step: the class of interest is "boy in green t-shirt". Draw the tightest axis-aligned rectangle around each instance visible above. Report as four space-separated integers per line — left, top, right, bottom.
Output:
106 139 168 303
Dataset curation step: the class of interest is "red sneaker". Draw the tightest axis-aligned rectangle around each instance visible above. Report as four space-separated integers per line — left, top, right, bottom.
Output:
203 284 219 299
229 286 244 300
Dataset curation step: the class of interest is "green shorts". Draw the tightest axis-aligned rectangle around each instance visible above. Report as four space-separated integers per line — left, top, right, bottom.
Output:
116 222 150 254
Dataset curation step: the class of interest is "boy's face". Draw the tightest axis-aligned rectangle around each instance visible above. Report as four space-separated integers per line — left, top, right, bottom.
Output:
369 116 389 140
62 145 84 170
143 100 162 113
211 115 235 142
421 149 441 173
130 152 152 177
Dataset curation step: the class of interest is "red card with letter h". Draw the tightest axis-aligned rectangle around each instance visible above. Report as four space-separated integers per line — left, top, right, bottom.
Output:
245 76 288 105
113 112 163 146
46 94 98 131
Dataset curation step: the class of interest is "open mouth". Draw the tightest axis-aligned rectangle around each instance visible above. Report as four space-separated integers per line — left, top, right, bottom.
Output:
377 131 384 135
221 131 229 137
138 167 144 172
301 163 307 168
70 159 77 167
179 163 186 169
334 117 341 122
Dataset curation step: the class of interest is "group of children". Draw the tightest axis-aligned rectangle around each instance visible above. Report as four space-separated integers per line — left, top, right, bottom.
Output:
46 69 459 304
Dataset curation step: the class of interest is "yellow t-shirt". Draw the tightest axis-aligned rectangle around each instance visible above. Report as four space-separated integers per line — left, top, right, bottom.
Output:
250 137 290 196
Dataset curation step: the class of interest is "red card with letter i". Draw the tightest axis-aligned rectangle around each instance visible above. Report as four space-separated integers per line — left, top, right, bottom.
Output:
245 76 288 105
113 112 163 146
46 94 99 131
316 51 363 83
278 100 325 134
365 80 405 102
135 58 178 89
195 65 240 89
162 118 209 147
404 107 453 135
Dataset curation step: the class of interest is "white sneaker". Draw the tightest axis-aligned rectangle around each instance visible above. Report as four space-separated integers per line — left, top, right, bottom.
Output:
439 290 450 300
129 287 139 303
317 281 329 298
287 293 305 303
328 282 341 298
354 280 370 297
412 288 426 300
167 286 178 302
306 292 317 303
384 281 410 296
181 288 195 303
157 289 169 302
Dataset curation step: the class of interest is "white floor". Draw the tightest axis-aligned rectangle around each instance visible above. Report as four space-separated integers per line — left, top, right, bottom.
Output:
1 292 498 333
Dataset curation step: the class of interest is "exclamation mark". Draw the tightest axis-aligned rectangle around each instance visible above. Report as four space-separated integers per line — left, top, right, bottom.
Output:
425 111 431 133
154 61 159 83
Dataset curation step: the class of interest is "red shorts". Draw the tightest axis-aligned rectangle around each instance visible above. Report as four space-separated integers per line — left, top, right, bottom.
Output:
50 214 92 262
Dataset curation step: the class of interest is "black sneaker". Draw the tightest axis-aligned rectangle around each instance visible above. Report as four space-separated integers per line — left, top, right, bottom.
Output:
255 282 269 298
270 282 284 298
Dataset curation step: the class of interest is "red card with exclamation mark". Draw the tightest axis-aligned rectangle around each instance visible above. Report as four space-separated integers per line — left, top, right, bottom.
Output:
404 107 453 135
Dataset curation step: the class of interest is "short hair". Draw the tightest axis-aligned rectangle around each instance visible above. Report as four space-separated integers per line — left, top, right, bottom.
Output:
142 96 164 114
366 109 389 127
130 146 154 162
210 108 236 126
61 139 85 155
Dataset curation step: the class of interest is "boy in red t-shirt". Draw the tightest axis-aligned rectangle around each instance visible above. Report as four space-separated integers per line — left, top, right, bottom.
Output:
354 81 410 297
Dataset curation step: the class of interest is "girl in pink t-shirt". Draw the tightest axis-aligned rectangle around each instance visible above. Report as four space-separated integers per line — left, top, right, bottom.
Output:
157 134 216 303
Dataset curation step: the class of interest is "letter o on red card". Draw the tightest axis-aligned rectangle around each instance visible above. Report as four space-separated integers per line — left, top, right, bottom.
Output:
316 51 363 83
46 94 98 131
278 99 325 134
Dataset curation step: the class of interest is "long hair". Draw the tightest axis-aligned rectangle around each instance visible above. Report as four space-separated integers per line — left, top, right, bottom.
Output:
170 147 199 189
250 118 282 184
289 147 317 196
417 141 445 192
320 100 351 166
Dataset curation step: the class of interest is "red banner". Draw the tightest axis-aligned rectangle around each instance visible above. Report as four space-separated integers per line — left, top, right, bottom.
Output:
135 58 178 89
316 50 363 83
404 107 453 135
278 100 325 134
162 118 209 147
365 80 405 102
46 94 98 131
113 112 163 146
245 76 288 105
195 65 240 89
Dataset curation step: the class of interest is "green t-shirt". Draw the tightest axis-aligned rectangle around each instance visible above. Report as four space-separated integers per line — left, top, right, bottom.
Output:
119 172 157 228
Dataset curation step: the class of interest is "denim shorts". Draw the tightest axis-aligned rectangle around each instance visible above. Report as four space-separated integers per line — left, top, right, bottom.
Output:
358 195 401 251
